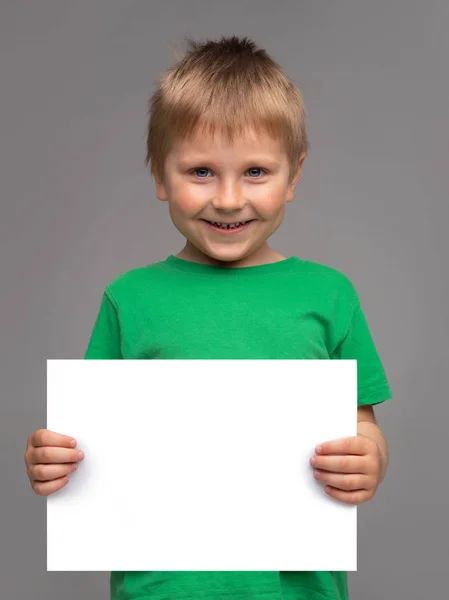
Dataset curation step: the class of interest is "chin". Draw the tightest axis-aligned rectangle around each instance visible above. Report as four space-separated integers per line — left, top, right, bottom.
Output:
203 247 253 265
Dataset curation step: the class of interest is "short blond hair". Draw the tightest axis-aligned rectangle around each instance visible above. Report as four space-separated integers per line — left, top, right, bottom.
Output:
145 35 309 184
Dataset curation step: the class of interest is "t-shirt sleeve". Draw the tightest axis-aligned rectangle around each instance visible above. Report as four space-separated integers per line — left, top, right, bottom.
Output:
331 299 392 407
84 288 122 359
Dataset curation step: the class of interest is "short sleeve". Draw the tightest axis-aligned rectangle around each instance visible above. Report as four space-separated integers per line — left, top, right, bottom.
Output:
84 288 122 359
331 301 392 406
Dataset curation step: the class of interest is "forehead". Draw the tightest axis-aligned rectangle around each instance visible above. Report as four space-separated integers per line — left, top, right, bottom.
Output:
171 124 284 157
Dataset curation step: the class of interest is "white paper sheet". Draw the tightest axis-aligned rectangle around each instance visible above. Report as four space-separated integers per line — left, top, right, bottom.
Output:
47 359 357 571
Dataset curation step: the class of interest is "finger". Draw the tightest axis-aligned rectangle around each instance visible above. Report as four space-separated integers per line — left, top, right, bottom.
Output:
315 436 366 456
31 446 84 465
324 485 373 506
31 429 77 449
30 462 79 482
313 469 369 491
310 454 367 474
31 475 70 497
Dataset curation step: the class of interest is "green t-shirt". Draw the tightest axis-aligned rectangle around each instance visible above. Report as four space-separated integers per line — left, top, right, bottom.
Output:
85 254 392 600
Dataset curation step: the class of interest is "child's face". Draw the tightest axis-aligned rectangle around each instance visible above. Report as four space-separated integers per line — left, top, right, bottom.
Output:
154 126 306 267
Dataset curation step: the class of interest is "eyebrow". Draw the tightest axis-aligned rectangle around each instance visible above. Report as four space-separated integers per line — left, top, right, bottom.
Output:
177 157 281 169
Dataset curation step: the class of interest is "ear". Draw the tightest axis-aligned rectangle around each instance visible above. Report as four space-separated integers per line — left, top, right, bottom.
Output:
286 152 307 203
152 164 168 202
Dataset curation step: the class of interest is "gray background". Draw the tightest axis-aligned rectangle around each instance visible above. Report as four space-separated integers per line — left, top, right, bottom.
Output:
1 1 448 598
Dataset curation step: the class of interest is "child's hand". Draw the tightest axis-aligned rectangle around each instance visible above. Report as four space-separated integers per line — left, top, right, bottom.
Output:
24 429 84 496
309 435 383 505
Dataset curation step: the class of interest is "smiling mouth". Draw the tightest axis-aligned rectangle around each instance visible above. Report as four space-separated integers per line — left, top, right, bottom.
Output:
202 220 254 230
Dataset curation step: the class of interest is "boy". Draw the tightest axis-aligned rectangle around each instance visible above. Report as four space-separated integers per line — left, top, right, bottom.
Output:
24 35 391 600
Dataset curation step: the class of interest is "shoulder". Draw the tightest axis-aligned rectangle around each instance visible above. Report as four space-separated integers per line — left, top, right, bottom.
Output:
294 258 359 303
102 259 170 304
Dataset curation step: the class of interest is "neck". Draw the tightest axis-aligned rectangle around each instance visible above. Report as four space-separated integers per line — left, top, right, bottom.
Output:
177 242 286 268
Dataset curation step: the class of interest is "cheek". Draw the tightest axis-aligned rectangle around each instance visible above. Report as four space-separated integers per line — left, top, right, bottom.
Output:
251 184 288 218
169 181 209 216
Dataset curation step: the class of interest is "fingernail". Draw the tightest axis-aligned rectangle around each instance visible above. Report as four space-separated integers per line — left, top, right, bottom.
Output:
316 446 322 454
310 456 316 465
70 439 77 448
78 451 84 460
71 463 78 471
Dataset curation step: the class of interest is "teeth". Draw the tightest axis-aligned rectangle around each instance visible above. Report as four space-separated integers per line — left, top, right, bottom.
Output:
211 221 247 229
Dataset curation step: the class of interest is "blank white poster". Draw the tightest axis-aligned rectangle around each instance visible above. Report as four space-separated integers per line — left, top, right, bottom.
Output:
47 359 357 571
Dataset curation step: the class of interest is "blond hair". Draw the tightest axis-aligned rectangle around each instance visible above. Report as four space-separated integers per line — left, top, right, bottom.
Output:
145 35 309 184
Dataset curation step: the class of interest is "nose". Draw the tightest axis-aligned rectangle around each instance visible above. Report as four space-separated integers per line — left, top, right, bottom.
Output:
211 181 246 212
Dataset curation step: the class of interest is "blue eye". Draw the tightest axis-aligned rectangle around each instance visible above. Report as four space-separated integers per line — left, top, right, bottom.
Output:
248 168 265 177
193 168 211 178
191 167 267 178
